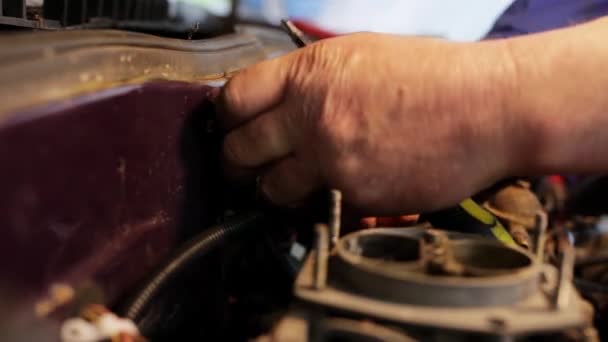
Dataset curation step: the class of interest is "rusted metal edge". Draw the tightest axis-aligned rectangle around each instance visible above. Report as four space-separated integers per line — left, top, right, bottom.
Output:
0 30 267 117
0 15 61 29
0 30 260 61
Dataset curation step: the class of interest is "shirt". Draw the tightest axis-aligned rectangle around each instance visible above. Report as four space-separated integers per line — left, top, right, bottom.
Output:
486 0 608 38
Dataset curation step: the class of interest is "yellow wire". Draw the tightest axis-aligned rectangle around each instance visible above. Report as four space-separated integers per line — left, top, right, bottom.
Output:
459 198 517 246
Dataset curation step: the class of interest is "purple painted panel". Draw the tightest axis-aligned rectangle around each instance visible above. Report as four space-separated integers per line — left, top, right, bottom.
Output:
0 81 221 323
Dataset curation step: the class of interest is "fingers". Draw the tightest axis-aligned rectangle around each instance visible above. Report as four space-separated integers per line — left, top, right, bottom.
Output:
219 50 319 206
223 107 293 167
220 56 291 129
260 156 320 205
222 161 256 182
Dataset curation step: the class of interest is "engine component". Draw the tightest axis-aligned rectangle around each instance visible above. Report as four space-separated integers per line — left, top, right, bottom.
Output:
123 212 264 322
563 213 608 340
330 228 540 307
274 228 587 340
422 198 517 246
484 181 545 249
61 304 144 342
262 191 592 341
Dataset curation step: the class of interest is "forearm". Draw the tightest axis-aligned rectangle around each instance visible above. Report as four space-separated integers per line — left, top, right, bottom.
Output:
501 17 608 175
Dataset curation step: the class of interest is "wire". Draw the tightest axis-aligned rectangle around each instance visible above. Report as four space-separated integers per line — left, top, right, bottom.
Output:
280 19 310 48
123 212 264 322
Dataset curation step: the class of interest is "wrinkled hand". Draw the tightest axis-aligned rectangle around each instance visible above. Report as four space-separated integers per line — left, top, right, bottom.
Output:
219 33 519 214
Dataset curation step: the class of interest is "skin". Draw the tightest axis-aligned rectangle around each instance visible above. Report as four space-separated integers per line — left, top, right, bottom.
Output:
219 17 608 216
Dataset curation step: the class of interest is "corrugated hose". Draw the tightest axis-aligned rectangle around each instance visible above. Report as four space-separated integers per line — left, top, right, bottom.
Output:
123 212 264 322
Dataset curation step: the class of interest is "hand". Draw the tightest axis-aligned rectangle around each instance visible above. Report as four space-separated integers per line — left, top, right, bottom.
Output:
219 33 519 214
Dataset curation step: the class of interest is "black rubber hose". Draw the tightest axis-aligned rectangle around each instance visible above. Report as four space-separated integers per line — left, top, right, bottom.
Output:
123 212 264 321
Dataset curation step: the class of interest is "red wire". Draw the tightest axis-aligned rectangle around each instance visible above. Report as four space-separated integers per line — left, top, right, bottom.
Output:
291 19 339 40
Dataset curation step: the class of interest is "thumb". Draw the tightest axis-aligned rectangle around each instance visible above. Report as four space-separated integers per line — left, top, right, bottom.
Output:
219 54 292 130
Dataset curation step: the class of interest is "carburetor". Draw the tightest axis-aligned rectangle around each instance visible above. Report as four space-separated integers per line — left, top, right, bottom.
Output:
261 190 595 342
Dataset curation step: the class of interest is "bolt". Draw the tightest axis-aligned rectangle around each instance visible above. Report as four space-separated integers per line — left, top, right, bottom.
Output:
555 246 575 310
535 211 548 261
423 229 447 244
423 233 437 244
510 224 531 249
314 224 329 290
329 189 342 246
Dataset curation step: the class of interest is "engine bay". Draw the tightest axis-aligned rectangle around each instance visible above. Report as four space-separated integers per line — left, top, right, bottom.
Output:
56 179 608 341
0 12 607 342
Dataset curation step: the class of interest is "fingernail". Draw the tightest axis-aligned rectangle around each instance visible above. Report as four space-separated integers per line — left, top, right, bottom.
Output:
259 178 297 208
257 176 275 204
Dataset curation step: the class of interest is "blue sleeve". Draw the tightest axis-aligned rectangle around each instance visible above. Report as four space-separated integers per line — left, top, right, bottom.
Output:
485 0 608 38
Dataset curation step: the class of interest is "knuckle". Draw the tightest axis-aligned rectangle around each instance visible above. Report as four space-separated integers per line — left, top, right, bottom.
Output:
341 185 377 211
251 114 274 139
264 159 317 205
317 94 358 149
223 133 246 165
326 154 384 210
316 94 338 136
260 177 281 204
222 80 243 112
290 41 334 84
297 42 326 70
249 115 283 154
261 165 290 205
327 155 358 188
